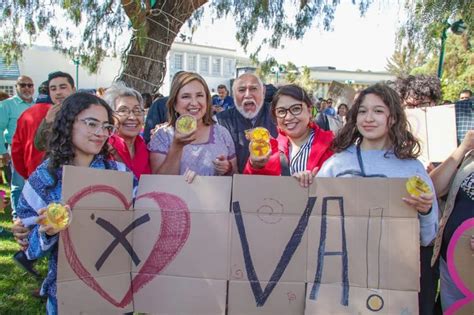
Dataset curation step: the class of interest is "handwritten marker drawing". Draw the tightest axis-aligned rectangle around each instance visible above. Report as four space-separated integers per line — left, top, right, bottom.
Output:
62 185 190 308
309 196 349 306
232 197 316 306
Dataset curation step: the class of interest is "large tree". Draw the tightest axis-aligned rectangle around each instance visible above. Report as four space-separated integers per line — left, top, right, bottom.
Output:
385 43 425 76
410 34 473 101
395 0 472 67
1 0 374 93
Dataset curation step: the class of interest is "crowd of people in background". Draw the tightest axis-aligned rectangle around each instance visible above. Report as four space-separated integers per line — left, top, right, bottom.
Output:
0 70 472 315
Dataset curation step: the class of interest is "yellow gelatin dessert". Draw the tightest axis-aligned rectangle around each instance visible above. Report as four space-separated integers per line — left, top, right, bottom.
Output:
176 115 197 134
45 203 71 230
406 176 432 197
250 140 271 158
245 127 270 142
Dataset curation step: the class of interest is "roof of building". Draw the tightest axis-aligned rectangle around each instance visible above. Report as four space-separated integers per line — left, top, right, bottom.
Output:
0 57 20 80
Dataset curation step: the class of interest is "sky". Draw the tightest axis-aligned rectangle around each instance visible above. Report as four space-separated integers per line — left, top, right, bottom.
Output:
180 1 404 72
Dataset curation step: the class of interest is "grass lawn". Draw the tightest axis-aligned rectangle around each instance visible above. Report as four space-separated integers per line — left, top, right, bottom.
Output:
0 184 48 314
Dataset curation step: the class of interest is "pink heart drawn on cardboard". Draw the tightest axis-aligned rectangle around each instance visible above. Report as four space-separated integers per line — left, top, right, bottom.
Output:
61 185 191 308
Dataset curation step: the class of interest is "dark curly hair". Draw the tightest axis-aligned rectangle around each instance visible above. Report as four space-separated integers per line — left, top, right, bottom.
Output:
331 83 421 159
390 75 441 106
46 92 114 187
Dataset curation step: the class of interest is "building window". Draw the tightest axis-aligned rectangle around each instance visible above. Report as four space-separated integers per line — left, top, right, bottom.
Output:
173 53 184 71
0 85 14 96
212 56 221 76
223 58 234 76
187 54 197 72
200 56 209 75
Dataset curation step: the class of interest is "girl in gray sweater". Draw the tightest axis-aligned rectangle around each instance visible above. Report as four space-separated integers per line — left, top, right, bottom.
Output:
317 83 438 245
317 84 439 314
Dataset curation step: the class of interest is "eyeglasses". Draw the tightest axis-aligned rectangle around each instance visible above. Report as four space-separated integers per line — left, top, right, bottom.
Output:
17 83 34 88
115 107 145 117
79 118 116 137
274 104 304 118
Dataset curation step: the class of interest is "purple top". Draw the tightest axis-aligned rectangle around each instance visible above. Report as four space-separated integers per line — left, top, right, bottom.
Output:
148 124 236 175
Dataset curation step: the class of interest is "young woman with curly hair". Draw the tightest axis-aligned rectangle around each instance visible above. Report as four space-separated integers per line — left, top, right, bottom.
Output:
15 92 135 315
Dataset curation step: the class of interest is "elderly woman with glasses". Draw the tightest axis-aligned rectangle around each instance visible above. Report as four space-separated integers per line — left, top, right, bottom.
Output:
244 84 334 187
103 82 151 178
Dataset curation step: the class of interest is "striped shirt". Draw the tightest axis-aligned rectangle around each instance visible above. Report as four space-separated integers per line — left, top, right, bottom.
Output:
289 130 315 175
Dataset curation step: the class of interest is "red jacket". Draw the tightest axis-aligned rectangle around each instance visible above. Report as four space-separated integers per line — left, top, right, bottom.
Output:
11 103 51 179
243 123 334 175
109 134 151 179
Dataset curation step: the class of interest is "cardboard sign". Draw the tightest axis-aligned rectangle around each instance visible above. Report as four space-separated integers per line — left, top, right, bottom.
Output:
57 169 420 314
327 81 356 108
406 104 457 163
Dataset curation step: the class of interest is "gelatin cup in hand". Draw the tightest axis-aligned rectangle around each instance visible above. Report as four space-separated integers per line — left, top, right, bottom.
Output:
175 114 197 135
405 176 432 197
44 203 72 231
250 140 271 158
245 127 270 142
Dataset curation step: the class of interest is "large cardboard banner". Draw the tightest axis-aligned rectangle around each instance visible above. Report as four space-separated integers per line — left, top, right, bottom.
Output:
57 167 420 314
406 104 457 163
326 81 356 108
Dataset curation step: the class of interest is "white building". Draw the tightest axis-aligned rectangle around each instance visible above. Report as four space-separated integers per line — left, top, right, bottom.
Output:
0 46 121 94
0 43 251 96
244 66 395 98
309 67 395 98
162 41 251 94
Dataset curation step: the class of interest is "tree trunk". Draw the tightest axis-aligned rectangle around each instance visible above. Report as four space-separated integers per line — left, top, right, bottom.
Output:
119 0 208 94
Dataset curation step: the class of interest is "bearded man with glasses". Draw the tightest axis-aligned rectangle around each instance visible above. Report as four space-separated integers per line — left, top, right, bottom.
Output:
216 73 278 173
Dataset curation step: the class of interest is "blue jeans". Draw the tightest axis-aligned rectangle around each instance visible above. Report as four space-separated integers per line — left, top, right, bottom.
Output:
9 148 25 219
440 257 465 311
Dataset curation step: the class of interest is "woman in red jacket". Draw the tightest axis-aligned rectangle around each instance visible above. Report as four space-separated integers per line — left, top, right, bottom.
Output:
244 84 334 187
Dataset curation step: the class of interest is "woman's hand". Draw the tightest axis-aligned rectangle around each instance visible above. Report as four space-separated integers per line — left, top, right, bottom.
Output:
151 123 168 136
459 130 474 154
249 154 269 169
184 168 197 184
12 219 30 250
45 104 62 123
292 167 319 188
213 155 232 175
248 142 271 169
36 207 70 236
402 193 433 214
172 129 196 148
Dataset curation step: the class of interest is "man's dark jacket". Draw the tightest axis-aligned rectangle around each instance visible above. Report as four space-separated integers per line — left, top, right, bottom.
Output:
144 97 169 143
216 102 277 173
